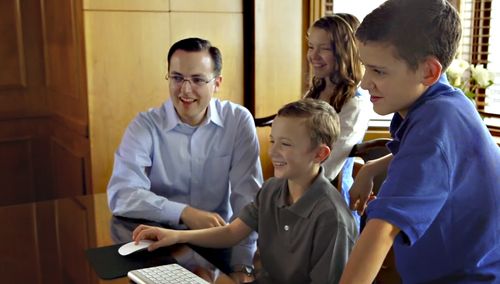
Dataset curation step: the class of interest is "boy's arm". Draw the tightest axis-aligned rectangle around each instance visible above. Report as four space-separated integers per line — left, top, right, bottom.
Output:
133 218 253 251
350 154 393 214
339 219 400 284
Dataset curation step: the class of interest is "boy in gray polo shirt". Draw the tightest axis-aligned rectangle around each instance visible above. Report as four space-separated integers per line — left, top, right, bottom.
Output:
133 99 358 283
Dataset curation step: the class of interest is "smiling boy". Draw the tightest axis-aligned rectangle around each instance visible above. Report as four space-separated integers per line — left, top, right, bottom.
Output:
340 0 500 283
133 99 358 284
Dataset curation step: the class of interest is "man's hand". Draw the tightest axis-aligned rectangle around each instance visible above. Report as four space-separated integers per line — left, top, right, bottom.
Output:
180 206 226 229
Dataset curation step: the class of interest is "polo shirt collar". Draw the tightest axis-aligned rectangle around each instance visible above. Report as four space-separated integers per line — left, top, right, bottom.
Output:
276 167 333 218
390 75 454 140
163 98 224 131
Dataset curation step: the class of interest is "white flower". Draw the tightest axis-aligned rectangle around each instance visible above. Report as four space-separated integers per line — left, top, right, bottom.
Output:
446 59 470 87
445 58 496 101
470 65 495 87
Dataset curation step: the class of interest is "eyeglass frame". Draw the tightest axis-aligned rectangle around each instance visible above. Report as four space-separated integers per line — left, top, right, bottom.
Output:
165 73 218 87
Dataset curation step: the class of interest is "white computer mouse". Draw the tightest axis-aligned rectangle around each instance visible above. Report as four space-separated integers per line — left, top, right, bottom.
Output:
118 240 154 256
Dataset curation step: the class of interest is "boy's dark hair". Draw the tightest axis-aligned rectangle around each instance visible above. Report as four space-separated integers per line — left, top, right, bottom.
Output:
356 0 461 71
277 98 340 149
167 38 222 76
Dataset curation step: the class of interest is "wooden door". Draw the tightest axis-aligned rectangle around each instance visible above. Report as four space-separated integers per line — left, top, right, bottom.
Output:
0 0 51 205
0 0 91 205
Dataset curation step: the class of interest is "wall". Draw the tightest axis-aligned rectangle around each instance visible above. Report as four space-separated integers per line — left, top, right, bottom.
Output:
254 0 307 179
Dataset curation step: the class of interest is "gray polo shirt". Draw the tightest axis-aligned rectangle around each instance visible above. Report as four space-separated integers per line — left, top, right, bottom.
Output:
239 168 358 284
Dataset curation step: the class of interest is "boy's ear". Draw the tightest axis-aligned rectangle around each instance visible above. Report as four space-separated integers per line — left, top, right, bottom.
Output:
314 144 331 163
421 57 442 86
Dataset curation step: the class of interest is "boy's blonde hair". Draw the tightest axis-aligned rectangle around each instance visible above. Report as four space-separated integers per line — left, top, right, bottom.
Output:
277 98 340 149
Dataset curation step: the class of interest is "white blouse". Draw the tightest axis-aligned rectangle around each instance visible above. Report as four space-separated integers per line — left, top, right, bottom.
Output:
322 90 372 181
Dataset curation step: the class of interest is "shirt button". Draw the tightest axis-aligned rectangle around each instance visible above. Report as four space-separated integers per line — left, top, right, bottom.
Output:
284 225 289 231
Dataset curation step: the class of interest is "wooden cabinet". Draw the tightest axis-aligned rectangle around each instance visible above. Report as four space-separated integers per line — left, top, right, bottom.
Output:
1 0 55 204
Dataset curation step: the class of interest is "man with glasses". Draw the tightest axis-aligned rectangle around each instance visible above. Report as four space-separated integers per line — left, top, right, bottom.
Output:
107 38 262 279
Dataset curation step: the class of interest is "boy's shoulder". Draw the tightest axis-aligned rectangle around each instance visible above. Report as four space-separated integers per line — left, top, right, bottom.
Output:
258 177 286 199
307 174 356 221
394 79 482 142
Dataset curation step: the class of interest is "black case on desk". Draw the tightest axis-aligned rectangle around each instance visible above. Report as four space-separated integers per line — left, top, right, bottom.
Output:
85 243 175 280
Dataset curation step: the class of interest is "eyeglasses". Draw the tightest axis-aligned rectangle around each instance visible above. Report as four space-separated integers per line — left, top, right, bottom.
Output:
166 74 217 87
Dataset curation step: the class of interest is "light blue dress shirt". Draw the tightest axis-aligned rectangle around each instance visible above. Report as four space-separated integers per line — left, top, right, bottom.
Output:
107 98 263 266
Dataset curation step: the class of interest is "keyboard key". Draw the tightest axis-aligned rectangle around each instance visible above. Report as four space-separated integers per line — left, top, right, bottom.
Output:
128 263 209 284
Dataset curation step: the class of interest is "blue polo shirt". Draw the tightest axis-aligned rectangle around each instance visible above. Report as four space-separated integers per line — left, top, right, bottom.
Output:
367 75 500 283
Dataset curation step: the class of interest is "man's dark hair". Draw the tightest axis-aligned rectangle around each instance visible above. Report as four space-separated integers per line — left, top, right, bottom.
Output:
356 0 461 71
167 38 222 76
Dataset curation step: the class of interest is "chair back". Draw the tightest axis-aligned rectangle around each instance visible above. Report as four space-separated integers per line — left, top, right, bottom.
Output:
254 114 276 128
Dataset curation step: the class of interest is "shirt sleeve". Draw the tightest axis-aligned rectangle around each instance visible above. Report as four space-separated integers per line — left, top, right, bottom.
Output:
224 107 262 267
237 188 262 232
107 114 187 225
322 94 371 180
309 211 355 284
367 137 451 246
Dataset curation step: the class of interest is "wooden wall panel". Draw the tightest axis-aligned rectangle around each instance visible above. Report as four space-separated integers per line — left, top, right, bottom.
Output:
56 199 91 284
170 12 244 105
42 0 88 129
170 0 242 12
51 122 91 199
0 0 26 88
83 0 168 11
254 0 304 118
0 137 35 205
0 118 52 205
0 0 47 118
254 0 305 179
84 11 170 193
41 0 92 200
0 205 41 283
36 201 63 284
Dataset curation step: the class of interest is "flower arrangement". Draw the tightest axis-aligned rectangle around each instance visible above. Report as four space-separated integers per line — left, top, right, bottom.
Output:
446 58 495 101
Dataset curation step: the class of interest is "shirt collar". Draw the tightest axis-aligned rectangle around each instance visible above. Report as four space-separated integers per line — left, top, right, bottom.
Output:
163 98 224 131
207 99 224 127
390 74 454 137
276 167 334 218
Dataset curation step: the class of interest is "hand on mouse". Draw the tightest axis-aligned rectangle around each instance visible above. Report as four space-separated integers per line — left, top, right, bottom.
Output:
180 206 226 229
132 224 181 251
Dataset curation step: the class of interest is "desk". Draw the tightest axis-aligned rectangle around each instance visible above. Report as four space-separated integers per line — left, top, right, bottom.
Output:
0 193 234 284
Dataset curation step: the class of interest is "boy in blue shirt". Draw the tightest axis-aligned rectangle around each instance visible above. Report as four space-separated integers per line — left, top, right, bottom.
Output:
340 0 500 283
133 99 358 283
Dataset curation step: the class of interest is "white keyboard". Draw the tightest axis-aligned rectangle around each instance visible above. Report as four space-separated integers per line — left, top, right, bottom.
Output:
127 263 209 284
